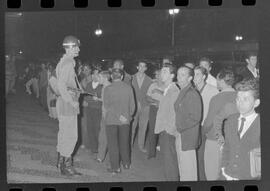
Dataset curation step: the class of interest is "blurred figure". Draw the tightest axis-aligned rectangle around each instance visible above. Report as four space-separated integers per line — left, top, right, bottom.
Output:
5 53 17 95
131 60 152 153
39 62 48 110
47 63 58 119
84 68 103 154
146 69 165 159
96 71 111 163
199 57 217 88
25 63 40 98
79 64 92 149
202 68 236 180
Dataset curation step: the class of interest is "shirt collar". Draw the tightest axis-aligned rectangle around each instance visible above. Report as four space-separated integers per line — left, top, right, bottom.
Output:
239 111 257 121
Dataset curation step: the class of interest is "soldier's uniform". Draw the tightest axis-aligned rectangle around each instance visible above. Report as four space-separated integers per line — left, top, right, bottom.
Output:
55 36 82 176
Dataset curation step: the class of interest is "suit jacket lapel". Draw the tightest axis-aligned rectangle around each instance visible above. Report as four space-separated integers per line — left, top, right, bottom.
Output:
240 115 260 141
141 75 150 91
177 84 191 104
233 113 240 142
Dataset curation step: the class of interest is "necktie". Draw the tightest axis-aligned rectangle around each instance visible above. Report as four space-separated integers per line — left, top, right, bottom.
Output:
238 117 246 138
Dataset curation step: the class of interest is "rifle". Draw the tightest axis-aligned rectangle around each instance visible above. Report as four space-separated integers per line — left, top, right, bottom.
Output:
67 87 96 96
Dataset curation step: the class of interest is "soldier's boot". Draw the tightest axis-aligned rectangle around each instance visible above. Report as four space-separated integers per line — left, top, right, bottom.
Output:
61 157 82 176
71 156 82 176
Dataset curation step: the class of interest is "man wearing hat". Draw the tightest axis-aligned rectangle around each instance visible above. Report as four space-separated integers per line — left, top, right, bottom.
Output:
55 35 82 176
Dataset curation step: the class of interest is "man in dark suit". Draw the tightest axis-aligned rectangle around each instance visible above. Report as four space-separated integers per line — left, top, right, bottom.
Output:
131 61 153 153
174 66 203 181
236 52 259 82
220 79 260 180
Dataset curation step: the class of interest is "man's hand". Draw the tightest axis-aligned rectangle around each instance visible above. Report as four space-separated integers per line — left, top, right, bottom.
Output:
119 115 128 124
217 136 225 147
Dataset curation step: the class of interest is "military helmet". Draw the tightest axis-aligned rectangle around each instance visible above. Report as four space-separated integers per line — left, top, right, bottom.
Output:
62 35 80 48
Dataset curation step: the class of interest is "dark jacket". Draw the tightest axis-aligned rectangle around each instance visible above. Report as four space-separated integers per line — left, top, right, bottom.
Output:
236 66 257 82
131 73 153 108
104 80 135 125
84 81 103 109
222 113 260 180
174 83 203 151
123 71 132 86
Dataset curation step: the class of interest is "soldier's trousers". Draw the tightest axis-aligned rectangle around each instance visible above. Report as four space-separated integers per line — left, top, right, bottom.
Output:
57 115 78 157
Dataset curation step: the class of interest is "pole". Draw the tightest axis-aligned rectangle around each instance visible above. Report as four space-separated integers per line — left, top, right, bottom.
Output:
172 15 175 47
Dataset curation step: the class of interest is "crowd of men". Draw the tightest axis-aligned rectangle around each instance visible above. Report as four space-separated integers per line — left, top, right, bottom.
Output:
11 35 260 181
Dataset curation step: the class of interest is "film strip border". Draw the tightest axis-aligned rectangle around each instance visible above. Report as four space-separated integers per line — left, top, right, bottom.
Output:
2 0 264 191
6 0 256 9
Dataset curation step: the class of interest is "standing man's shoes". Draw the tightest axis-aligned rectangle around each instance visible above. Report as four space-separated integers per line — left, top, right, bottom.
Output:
59 156 82 176
123 164 131 170
107 167 121 175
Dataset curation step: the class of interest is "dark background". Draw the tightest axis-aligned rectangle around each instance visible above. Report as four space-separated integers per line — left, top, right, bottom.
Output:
5 8 258 76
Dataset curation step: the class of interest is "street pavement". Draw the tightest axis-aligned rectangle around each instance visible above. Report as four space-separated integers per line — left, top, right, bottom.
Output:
6 85 164 183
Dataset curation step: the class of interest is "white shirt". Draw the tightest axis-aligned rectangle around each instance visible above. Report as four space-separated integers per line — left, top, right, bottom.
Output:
238 112 258 139
248 67 259 78
206 73 217 88
92 81 99 89
200 83 219 123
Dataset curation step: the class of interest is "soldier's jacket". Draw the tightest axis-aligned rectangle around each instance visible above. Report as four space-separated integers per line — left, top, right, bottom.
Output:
56 54 81 116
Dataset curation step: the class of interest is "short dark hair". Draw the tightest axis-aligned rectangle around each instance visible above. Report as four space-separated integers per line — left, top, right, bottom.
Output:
199 57 213 67
194 66 208 80
235 78 259 99
184 62 195 69
113 59 124 67
137 60 148 67
217 68 235 86
246 51 258 59
111 68 124 80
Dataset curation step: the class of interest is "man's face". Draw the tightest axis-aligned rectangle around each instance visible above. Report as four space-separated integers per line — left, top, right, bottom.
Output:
177 67 192 87
160 67 172 82
236 90 259 116
193 69 205 86
137 62 147 73
83 66 91 76
67 46 80 57
154 71 161 80
41 64 46 70
216 77 224 91
247 56 257 68
199 61 211 72
113 61 124 70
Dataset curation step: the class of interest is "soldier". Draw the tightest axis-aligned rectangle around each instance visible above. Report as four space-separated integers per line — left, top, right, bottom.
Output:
55 35 82 176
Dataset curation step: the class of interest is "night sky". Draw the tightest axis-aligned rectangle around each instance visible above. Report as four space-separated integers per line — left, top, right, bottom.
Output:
5 8 258 62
